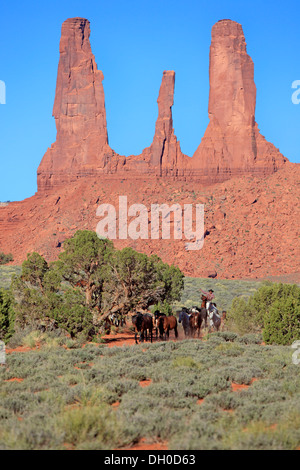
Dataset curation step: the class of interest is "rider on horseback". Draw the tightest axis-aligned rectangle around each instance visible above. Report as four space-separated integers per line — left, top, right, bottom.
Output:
200 288 215 314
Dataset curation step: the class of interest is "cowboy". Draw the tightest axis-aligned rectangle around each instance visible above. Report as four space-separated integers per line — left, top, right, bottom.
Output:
200 288 215 315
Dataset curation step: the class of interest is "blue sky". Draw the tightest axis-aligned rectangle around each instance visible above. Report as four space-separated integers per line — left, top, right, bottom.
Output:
0 0 299 201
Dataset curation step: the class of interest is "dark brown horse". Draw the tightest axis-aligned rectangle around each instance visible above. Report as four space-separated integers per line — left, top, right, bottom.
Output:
153 310 166 339
132 313 153 344
158 315 178 341
189 307 207 338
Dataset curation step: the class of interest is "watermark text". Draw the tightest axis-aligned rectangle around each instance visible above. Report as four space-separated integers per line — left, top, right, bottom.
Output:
96 196 205 251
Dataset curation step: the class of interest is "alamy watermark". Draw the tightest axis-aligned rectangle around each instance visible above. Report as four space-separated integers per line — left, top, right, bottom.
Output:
96 196 204 251
0 341 6 365
291 80 300 104
291 341 300 365
0 80 6 104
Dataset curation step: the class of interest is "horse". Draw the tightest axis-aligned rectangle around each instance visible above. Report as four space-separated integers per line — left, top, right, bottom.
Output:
132 313 153 344
153 310 166 339
189 306 207 338
109 312 127 328
207 304 221 332
158 315 178 341
201 295 207 309
178 308 191 337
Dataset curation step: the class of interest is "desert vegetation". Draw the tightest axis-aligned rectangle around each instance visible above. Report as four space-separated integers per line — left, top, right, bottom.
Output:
0 252 14 266
1 230 184 344
0 333 299 450
227 282 300 345
0 231 299 450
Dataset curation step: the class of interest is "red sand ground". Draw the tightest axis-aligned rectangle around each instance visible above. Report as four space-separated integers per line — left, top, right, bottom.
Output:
4 377 24 383
231 378 258 392
119 438 168 451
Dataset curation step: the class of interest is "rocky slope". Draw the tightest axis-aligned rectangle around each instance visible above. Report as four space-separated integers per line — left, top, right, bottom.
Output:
1 163 299 280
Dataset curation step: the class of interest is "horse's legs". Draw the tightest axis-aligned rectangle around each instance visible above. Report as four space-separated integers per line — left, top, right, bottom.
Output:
175 325 178 339
198 318 202 338
135 331 138 344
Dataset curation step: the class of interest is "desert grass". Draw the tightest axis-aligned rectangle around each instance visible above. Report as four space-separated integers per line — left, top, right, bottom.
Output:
0 332 299 450
0 266 21 290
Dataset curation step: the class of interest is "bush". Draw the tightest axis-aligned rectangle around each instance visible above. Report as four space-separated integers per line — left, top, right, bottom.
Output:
53 289 96 341
0 252 13 266
226 297 260 335
0 288 15 342
152 300 173 316
263 296 300 345
228 282 300 344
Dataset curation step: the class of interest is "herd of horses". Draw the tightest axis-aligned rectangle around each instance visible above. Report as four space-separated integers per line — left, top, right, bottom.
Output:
131 296 222 344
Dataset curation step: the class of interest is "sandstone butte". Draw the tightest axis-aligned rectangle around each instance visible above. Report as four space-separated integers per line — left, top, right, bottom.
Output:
0 17 299 282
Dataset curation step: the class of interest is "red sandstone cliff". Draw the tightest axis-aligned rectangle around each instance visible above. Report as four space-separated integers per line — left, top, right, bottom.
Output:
37 18 287 192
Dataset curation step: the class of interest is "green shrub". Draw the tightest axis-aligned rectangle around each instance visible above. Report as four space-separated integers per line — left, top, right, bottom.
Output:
0 288 15 342
226 297 260 334
58 404 122 449
53 289 96 341
228 283 300 344
263 297 300 345
152 300 173 316
0 252 13 266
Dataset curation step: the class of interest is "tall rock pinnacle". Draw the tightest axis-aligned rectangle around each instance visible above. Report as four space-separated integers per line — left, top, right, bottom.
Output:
192 19 287 180
37 18 113 191
140 70 187 175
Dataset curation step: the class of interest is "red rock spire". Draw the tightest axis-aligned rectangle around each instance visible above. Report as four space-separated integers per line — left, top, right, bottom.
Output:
192 19 286 181
37 18 113 191
141 70 187 175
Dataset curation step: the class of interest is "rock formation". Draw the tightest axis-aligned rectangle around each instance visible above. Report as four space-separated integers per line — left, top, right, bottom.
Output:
191 20 287 181
0 18 298 281
139 70 188 175
37 17 287 193
37 18 115 191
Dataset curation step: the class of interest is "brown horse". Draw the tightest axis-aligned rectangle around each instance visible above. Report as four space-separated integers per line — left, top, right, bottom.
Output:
189 307 207 337
153 310 166 339
158 315 178 341
132 313 153 344
189 310 201 338
201 295 207 309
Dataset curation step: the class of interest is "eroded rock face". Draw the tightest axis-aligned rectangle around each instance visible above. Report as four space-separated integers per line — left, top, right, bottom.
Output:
37 17 287 192
191 20 287 181
37 18 115 191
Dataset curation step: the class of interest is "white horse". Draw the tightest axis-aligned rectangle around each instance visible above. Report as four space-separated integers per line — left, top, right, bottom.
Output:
207 304 221 331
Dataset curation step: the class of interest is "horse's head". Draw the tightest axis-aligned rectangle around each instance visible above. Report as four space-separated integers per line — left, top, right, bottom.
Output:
109 313 119 326
154 310 166 328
